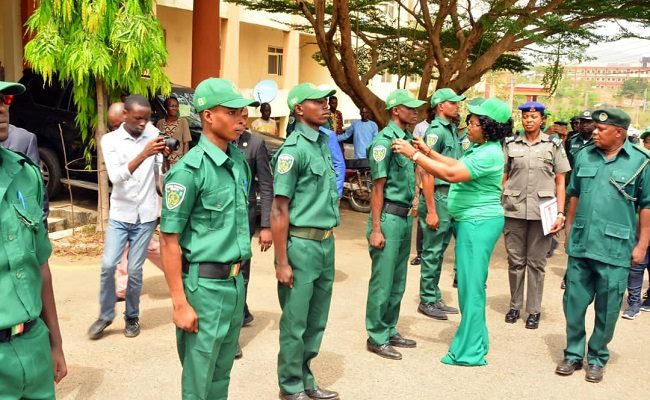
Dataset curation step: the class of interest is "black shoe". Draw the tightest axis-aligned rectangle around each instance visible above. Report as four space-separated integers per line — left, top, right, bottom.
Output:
546 238 558 258
366 340 402 360
124 317 140 338
434 300 459 314
555 359 583 376
235 343 243 359
305 387 339 399
525 313 540 329
418 303 448 320
585 364 604 383
505 309 520 324
116 296 125 302
410 256 421 266
88 319 112 340
452 274 458 288
242 312 254 327
561 280 566 290
389 333 417 348
279 392 310 400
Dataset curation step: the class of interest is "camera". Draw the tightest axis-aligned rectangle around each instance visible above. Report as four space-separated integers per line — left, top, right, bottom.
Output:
159 132 180 151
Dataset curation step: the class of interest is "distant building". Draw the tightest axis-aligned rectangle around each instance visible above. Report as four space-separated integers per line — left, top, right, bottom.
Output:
564 63 650 90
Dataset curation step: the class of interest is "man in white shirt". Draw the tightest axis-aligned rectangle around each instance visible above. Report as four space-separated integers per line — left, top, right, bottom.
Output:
412 106 434 138
88 95 170 340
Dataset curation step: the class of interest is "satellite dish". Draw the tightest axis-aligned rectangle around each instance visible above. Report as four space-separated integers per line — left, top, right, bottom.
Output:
253 80 278 104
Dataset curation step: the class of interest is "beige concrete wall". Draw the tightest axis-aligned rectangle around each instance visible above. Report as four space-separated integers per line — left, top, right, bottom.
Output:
156 5 193 87
0 0 23 82
238 22 285 90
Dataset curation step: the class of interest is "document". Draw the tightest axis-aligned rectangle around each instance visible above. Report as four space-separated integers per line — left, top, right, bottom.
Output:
540 197 558 236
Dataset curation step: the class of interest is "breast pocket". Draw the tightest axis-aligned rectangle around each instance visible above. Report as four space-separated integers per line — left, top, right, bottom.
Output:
13 200 41 254
568 217 586 252
534 149 555 174
202 187 233 230
609 169 636 199
575 166 598 193
508 151 526 171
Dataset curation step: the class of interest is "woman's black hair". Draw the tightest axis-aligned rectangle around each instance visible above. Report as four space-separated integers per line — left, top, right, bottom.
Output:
164 96 179 108
477 114 513 142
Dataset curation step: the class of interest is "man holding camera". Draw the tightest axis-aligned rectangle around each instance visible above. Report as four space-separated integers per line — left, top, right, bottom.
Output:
88 95 170 340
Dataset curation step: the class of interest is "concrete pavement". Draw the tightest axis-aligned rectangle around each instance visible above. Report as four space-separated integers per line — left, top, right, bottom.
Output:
51 208 649 399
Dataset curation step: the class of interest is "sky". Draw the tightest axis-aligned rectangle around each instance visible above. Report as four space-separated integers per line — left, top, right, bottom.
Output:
581 23 650 65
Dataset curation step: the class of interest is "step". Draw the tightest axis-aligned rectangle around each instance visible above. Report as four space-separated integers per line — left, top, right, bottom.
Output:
47 217 67 233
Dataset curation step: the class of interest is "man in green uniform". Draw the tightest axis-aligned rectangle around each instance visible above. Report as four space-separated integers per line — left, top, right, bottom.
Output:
159 78 258 400
272 83 340 400
417 88 466 320
365 89 425 360
566 110 595 169
0 80 67 398
555 108 650 383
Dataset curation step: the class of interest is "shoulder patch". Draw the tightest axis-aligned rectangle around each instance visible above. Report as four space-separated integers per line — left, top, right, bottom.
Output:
165 182 187 210
461 137 471 150
373 145 387 161
552 137 562 148
276 153 295 174
426 134 439 147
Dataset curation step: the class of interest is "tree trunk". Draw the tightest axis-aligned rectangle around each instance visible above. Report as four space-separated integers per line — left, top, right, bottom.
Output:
95 79 110 232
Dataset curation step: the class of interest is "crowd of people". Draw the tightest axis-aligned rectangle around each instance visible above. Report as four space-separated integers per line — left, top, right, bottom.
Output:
1 74 649 400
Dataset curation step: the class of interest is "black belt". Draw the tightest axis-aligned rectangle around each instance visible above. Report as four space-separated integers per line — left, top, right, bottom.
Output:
0 320 37 343
383 203 411 217
182 259 241 279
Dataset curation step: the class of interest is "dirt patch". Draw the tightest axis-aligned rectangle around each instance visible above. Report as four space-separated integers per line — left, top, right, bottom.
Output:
52 225 104 258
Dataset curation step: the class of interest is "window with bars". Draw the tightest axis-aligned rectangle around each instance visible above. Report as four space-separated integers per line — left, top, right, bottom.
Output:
268 47 284 76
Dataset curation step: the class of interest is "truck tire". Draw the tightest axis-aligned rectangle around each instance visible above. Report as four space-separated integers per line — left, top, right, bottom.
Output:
38 147 62 199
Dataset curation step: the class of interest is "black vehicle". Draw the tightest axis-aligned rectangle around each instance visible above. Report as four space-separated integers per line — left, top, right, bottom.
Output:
9 70 284 198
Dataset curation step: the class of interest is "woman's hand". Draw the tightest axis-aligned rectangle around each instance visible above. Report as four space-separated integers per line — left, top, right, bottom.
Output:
413 137 432 156
391 139 417 158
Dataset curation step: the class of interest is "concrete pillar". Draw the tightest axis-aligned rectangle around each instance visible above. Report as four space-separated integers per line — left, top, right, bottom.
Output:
191 0 220 87
220 6 240 84
282 30 300 89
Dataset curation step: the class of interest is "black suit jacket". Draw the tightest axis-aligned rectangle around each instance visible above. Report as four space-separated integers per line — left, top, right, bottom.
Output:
237 131 273 228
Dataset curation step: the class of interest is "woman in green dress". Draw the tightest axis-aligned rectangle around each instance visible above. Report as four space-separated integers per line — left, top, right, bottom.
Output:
391 98 512 366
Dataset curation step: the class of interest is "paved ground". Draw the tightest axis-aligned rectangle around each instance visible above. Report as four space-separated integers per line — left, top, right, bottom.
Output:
50 206 649 399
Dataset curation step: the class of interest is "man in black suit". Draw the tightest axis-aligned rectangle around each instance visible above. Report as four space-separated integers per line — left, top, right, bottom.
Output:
235 107 274 357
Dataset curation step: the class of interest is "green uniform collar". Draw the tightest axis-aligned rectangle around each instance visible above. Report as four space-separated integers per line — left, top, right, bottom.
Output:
434 115 452 127
294 122 321 142
387 120 408 139
197 134 234 167
587 139 636 160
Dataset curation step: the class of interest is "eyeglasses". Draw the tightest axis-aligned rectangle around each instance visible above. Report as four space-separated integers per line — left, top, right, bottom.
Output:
0 93 14 106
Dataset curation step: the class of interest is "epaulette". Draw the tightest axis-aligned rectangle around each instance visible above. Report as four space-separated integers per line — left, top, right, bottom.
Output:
551 136 563 148
283 132 299 146
632 144 650 158
505 135 516 144
183 146 205 169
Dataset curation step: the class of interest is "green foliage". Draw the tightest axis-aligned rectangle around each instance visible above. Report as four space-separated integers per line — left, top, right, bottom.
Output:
24 0 171 146
619 77 650 100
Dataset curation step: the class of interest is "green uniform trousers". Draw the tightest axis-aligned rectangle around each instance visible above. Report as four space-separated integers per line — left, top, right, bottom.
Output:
177 272 244 400
0 319 54 400
418 190 454 304
365 212 412 345
563 256 629 368
278 235 335 395
442 217 504 366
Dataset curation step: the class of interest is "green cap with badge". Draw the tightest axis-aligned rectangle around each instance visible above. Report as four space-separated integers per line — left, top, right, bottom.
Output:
385 89 426 110
591 108 631 129
578 109 592 120
193 77 259 112
640 129 650 140
287 83 336 110
430 88 466 107
467 97 511 124
0 81 26 95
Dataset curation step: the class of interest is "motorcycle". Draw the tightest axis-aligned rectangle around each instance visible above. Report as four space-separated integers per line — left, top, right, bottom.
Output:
343 159 372 213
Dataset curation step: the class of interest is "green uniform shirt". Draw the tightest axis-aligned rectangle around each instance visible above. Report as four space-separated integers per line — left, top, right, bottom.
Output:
567 133 593 168
503 132 571 220
566 141 650 268
0 147 51 329
160 135 252 263
272 123 340 229
448 141 505 221
423 115 466 187
367 121 415 207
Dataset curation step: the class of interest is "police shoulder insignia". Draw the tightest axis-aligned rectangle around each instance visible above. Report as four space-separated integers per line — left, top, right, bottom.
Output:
277 153 295 174
373 145 387 161
165 182 187 210
426 134 439 147
552 137 562 147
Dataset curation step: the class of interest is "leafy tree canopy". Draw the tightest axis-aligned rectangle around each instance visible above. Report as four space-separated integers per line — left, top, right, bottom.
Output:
228 0 650 124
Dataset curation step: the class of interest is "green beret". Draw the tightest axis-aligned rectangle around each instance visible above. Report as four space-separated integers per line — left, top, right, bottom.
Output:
592 108 631 129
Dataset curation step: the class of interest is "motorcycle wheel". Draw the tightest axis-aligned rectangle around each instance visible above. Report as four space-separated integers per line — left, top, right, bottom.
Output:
348 176 371 213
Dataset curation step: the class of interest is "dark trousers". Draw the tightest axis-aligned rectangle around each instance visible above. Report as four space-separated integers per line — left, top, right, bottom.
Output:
415 220 423 256
241 208 257 318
